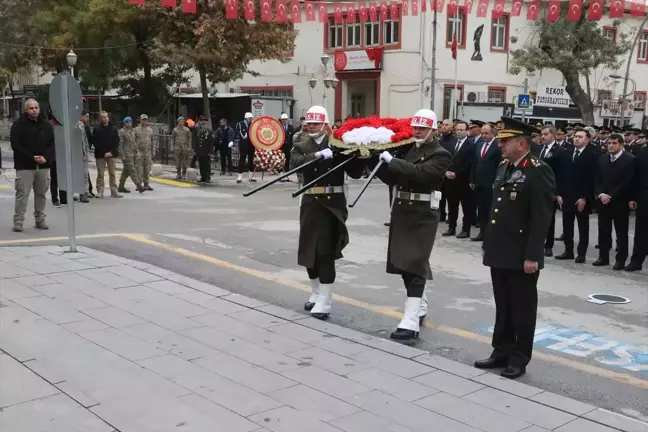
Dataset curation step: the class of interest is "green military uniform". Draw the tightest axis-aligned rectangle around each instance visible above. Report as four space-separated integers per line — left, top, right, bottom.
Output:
118 126 143 192
77 120 90 196
173 125 192 178
134 125 154 187
477 117 555 379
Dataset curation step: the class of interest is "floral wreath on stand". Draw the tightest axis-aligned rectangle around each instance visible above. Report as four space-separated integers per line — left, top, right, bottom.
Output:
331 116 415 156
254 149 286 175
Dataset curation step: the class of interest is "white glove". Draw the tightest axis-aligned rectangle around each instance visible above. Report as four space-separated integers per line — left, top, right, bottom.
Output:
316 148 334 160
379 151 393 164
228 141 234 148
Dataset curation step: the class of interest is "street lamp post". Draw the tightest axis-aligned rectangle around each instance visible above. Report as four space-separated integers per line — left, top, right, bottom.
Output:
608 74 636 127
308 55 338 112
66 49 78 77
64 49 78 252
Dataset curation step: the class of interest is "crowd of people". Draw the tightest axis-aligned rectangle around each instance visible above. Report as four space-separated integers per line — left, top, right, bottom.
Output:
434 118 647 272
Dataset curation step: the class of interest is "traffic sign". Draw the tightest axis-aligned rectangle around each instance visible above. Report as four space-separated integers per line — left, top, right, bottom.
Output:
517 94 531 109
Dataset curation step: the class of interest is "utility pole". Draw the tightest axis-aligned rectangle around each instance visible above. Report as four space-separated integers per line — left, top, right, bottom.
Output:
430 10 437 111
522 77 529 123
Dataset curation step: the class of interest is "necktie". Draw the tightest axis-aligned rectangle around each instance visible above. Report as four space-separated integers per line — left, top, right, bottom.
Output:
572 149 580 162
454 139 463 153
481 142 489 159
540 146 548 159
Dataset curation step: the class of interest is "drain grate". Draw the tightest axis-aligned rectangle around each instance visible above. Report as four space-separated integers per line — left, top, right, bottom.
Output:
587 293 631 305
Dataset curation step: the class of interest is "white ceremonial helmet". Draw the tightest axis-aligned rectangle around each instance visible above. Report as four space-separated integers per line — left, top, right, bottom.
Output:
304 105 329 124
410 109 438 129
244 112 254 119
280 113 289 120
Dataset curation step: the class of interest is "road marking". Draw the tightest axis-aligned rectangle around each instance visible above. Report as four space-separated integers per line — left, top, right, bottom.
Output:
122 233 648 391
0 185 11 190
114 171 197 188
0 233 124 245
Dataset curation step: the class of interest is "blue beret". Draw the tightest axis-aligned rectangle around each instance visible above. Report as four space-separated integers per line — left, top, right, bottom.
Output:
177 116 185 122
123 116 132 123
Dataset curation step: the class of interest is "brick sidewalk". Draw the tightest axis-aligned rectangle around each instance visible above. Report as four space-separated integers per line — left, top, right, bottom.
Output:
1 246 647 432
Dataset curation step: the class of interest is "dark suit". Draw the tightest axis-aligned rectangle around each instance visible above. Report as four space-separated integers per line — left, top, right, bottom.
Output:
630 146 648 267
532 143 563 250
446 137 476 231
555 145 597 257
472 139 501 234
483 153 555 367
595 150 635 264
281 123 295 172
439 133 457 220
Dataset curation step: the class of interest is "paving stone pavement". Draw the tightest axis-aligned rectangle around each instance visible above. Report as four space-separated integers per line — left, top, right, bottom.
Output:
1 245 647 432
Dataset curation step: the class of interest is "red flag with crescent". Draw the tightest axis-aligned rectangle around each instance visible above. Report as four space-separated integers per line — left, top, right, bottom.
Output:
318 2 328 21
275 0 287 21
380 1 388 20
511 0 522 16
434 0 445 12
420 0 426 12
333 3 344 23
290 0 301 22
358 2 368 21
401 0 409 16
547 0 561 21
630 0 647 16
244 0 255 19
447 0 458 14
608 0 625 17
526 0 540 19
464 0 474 14
476 0 488 17
390 1 399 18
369 3 378 20
304 0 315 19
411 0 419 15
567 0 582 21
345 3 356 22
182 0 196 13
587 0 603 19
261 0 272 20
492 0 504 18
225 0 237 19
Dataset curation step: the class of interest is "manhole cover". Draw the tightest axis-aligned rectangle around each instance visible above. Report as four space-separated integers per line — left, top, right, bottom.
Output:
587 294 631 305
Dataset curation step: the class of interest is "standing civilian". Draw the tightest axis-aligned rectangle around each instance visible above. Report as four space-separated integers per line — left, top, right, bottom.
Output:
93 111 122 198
215 118 235 175
280 113 295 181
470 123 501 241
626 141 648 271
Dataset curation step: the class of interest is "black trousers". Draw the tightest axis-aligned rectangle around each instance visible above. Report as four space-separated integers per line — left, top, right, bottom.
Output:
440 192 447 220
238 142 255 173
490 268 539 367
562 205 590 257
597 202 630 262
283 150 291 173
306 254 336 284
50 161 65 203
446 179 476 231
190 154 198 169
544 206 557 249
630 210 647 265
198 155 211 181
475 185 493 232
219 146 232 172
402 273 425 298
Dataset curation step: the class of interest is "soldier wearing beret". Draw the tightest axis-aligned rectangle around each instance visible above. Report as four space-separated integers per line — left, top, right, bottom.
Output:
474 117 555 379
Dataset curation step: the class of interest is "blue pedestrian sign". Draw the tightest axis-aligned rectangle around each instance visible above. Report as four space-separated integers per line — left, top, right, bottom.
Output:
517 94 531 109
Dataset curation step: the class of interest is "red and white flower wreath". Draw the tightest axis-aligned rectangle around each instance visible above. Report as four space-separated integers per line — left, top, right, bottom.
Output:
331 116 414 155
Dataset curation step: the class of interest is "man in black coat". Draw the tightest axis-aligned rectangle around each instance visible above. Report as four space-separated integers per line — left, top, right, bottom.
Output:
470 122 501 241
92 111 122 198
532 124 564 257
442 120 476 238
594 133 635 270
625 142 647 271
279 113 295 181
214 118 235 175
438 119 457 222
193 115 214 183
10 99 55 232
475 117 555 379
554 128 598 263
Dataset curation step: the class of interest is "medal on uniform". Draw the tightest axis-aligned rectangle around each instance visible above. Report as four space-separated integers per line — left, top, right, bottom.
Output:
510 192 517 201
511 170 522 181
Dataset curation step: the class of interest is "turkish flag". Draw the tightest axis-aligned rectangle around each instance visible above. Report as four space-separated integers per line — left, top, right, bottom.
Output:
608 0 625 17
420 0 426 12
276 0 287 21
244 0 255 19
347 3 357 22
464 0 474 14
437 0 446 12
304 0 315 19
526 0 540 19
390 2 400 18
451 34 457 60
182 0 196 13
369 3 378 20
447 0 458 14
411 0 419 14
318 2 328 21
547 0 561 21
261 0 272 21
476 0 488 17
587 0 603 19
225 0 237 18
492 0 505 18
567 0 582 21
380 1 388 20
161 0 176 8
401 0 409 15
290 0 301 22
630 0 647 16
511 0 522 15
333 3 343 23
359 2 368 21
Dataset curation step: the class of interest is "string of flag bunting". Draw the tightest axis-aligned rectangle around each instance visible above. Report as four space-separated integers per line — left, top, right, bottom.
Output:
129 0 648 22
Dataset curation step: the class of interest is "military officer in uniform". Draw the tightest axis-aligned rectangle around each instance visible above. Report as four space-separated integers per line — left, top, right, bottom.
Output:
236 112 257 184
475 117 555 379
375 109 452 343
134 114 154 191
290 105 364 320
173 116 192 180
118 117 145 194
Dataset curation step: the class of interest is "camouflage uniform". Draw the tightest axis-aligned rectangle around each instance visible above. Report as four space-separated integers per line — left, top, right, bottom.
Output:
77 120 90 195
173 125 192 178
134 125 154 186
118 126 142 189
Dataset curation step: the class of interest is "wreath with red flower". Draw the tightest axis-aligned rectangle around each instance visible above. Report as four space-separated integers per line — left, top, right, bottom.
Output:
254 149 286 174
330 116 414 156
